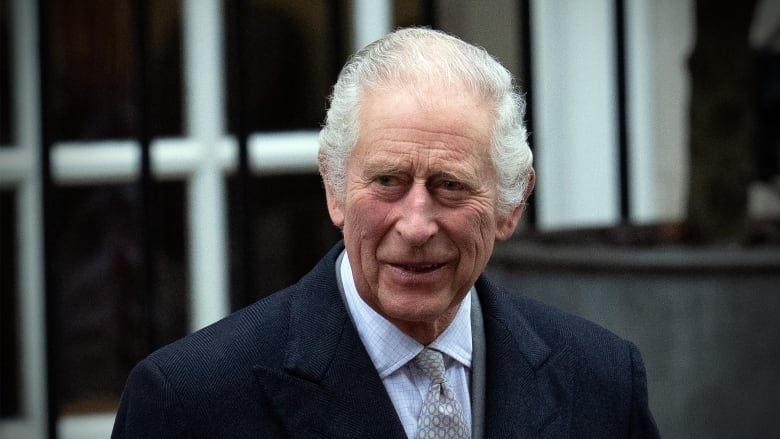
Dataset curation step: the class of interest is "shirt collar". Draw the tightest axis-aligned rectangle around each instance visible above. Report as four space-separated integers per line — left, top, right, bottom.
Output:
339 250 473 379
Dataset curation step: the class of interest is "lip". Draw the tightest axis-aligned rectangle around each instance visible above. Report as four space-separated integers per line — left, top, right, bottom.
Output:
385 261 449 284
392 262 445 273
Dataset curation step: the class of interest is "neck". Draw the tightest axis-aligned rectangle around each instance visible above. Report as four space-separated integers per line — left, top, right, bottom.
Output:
390 307 460 345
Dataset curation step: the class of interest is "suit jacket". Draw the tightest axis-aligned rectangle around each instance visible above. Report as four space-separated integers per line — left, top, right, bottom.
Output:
112 243 659 438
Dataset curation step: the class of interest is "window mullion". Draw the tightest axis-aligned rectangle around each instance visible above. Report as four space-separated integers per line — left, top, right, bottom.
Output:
353 0 392 51
0 0 47 438
182 0 229 331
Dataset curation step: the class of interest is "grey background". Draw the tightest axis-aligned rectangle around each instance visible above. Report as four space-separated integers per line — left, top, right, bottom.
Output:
488 242 780 439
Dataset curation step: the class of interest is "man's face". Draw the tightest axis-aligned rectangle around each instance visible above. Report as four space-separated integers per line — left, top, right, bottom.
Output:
326 85 522 342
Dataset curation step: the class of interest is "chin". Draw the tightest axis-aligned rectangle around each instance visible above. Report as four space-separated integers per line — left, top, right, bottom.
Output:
381 295 456 324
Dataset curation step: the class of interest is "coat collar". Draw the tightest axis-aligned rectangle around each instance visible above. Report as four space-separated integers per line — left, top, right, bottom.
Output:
253 244 407 437
477 276 572 437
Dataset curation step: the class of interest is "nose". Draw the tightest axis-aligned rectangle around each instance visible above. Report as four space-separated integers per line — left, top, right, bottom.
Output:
395 183 438 246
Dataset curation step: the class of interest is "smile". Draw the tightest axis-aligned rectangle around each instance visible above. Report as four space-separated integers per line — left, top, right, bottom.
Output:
395 263 445 273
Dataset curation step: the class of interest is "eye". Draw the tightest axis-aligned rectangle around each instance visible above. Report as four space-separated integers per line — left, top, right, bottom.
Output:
376 175 396 186
430 176 473 203
440 180 465 191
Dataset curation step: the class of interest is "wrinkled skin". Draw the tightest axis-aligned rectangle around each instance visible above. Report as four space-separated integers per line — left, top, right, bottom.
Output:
326 85 530 344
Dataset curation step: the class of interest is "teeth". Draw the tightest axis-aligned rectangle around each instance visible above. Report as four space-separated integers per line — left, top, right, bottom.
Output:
403 264 439 272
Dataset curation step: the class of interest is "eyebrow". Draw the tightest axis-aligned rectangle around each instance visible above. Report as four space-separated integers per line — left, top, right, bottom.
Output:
360 159 409 177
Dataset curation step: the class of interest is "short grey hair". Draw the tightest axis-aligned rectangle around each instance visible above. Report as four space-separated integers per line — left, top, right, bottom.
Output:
318 27 533 218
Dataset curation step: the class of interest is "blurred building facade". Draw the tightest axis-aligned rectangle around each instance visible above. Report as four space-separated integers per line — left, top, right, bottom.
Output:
0 0 778 438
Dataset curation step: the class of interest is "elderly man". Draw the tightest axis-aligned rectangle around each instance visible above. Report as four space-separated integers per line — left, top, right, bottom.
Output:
112 28 659 438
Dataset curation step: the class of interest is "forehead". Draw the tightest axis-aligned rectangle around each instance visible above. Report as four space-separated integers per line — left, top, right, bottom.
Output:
353 85 494 166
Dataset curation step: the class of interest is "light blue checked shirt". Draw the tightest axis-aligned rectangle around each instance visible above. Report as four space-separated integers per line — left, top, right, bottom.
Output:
339 251 473 438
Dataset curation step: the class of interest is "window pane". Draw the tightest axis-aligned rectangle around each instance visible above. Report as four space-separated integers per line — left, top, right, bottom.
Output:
1 0 11 145
223 0 343 132
46 0 183 141
394 1 524 83
0 189 19 417
227 174 340 310
439 1 523 78
394 0 433 28
54 183 188 414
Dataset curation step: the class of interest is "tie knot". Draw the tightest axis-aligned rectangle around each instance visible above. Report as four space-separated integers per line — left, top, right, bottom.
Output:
414 348 446 383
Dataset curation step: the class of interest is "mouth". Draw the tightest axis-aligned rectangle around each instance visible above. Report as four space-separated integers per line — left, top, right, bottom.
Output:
393 263 446 273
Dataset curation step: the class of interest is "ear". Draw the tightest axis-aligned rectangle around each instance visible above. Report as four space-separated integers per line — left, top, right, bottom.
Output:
324 181 345 228
496 168 535 241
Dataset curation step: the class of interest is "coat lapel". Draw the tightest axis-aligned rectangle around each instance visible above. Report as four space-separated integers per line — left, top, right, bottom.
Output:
253 246 407 438
477 277 573 438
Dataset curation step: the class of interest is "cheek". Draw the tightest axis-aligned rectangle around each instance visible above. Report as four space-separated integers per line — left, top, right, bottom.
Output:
448 207 499 259
345 198 391 240
458 203 498 238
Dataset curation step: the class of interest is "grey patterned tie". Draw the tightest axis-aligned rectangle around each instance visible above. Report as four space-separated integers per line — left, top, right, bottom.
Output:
414 348 469 439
